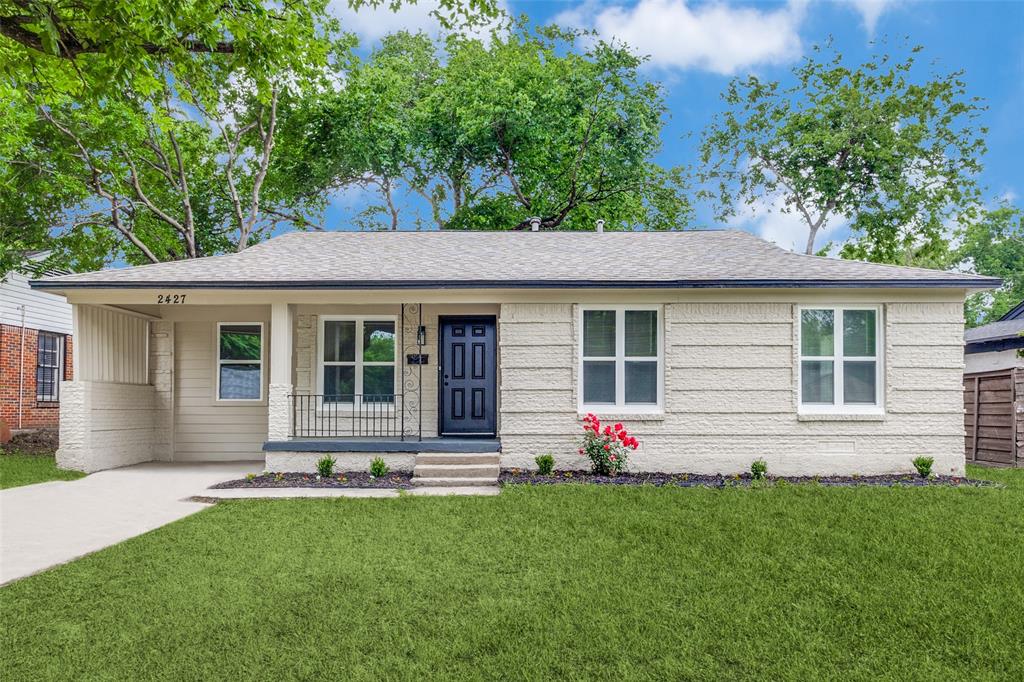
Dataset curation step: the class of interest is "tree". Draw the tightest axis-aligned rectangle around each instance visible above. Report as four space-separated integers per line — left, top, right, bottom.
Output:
276 25 693 232
950 203 1024 326
0 0 498 275
699 44 987 258
0 0 493 98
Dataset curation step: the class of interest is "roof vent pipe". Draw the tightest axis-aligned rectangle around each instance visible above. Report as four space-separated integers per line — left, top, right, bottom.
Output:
529 217 541 232
596 219 605 233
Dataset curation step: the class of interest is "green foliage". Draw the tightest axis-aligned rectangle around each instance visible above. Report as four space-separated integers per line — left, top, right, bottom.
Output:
912 456 934 479
369 457 389 478
276 24 693 232
316 457 337 478
951 204 1024 326
534 454 555 476
0 0 498 275
751 459 768 481
219 327 262 360
700 42 986 257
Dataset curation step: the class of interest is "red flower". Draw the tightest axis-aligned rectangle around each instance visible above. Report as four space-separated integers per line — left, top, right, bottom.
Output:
578 448 584 454
617 431 627 441
614 423 623 432
603 425 612 436
609 454 617 462
603 444 610 451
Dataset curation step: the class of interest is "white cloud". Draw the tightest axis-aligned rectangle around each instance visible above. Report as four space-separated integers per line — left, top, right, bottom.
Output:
328 0 508 45
843 0 895 36
728 193 849 254
554 0 807 75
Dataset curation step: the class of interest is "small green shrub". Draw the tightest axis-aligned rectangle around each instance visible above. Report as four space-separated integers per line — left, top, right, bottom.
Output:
535 454 555 475
316 457 336 478
245 472 256 482
912 456 934 479
370 457 389 478
751 459 768 481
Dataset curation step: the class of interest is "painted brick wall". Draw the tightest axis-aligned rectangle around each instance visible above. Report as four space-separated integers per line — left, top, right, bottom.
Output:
0 324 74 430
499 300 967 477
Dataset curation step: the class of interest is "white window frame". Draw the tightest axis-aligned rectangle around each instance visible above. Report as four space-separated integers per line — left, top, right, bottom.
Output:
578 305 664 414
317 315 399 410
797 304 884 415
215 322 265 403
36 331 64 402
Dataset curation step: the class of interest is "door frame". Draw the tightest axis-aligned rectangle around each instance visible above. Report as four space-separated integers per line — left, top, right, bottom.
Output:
437 314 498 438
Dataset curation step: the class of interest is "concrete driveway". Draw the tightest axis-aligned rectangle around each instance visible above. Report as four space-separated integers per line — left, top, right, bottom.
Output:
0 461 259 585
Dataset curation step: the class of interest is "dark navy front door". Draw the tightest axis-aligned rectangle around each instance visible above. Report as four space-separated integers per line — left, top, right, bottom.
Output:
439 317 497 436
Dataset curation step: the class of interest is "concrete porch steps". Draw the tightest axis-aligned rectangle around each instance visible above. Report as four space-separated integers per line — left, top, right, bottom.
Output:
413 452 500 488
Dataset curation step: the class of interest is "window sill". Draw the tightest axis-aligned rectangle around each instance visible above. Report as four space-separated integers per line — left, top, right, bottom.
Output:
577 412 665 422
797 412 886 422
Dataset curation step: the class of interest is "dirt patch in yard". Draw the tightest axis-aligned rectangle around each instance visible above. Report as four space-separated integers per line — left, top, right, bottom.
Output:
0 430 59 456
499 470 996 488
211 471 415 489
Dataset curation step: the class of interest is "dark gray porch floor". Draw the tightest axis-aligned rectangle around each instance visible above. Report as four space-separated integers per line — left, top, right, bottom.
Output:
263 438 501 453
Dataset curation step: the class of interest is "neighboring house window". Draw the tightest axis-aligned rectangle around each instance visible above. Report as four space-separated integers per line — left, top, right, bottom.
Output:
36 332 64 402
799 306 882 413
579 306 662 412
319 317 397 404
217 323 264 401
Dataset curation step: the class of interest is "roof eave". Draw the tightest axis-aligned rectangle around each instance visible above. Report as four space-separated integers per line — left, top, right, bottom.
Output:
30 277 1002 290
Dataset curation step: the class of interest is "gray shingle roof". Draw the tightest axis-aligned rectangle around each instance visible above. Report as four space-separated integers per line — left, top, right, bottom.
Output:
32 230 1001 290
964 319 1024 344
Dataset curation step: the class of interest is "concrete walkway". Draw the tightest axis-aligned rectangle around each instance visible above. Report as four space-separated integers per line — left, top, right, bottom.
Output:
0 461 258 585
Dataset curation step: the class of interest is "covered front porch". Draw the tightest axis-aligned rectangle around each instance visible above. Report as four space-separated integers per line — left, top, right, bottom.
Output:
56 297 502 474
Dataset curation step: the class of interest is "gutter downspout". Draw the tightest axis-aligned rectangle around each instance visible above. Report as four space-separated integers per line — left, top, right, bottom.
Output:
17 304 26 429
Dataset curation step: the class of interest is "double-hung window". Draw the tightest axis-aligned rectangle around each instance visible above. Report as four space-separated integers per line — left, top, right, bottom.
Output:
36 332 64 402
799 306 882 413
217 323 264 401
579 306 662 412
319 317 397 404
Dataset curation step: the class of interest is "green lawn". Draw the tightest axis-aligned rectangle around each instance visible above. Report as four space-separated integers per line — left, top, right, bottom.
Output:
0 453 85 489
2 466 1023 680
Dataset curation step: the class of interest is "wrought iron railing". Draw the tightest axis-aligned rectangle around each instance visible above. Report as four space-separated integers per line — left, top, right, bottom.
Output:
290 393 409 439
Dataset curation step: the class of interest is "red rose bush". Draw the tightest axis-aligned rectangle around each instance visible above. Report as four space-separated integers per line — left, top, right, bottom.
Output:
579 413 639 475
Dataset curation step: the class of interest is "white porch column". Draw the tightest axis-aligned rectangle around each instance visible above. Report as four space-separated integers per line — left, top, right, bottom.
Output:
267 303 294 441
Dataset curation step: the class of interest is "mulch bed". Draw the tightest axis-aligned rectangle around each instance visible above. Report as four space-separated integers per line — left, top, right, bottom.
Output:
0 429 59 456
212 471 415 490
499 470 995 488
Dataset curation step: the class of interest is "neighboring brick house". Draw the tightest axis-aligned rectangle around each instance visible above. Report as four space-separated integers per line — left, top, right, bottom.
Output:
1 258 74 431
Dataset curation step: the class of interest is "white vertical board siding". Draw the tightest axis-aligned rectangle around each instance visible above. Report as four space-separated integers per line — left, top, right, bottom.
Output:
76 305 149 384
0 271 73 333
499 298 967 476
173 309 269 461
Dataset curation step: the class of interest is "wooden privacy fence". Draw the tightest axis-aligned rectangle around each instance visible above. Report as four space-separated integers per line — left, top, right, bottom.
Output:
964 368 1021 466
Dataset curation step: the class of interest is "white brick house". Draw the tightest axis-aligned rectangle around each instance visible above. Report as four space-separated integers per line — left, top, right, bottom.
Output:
32 230 999 476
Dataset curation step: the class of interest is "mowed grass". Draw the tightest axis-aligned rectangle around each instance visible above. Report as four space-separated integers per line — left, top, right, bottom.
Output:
2 466 1023 680
0 453 84 489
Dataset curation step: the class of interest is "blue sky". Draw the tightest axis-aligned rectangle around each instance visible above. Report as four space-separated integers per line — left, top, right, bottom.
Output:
324 0 1024 251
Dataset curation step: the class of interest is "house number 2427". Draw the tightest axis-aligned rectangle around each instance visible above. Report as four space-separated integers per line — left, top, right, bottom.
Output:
157 294 187 304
